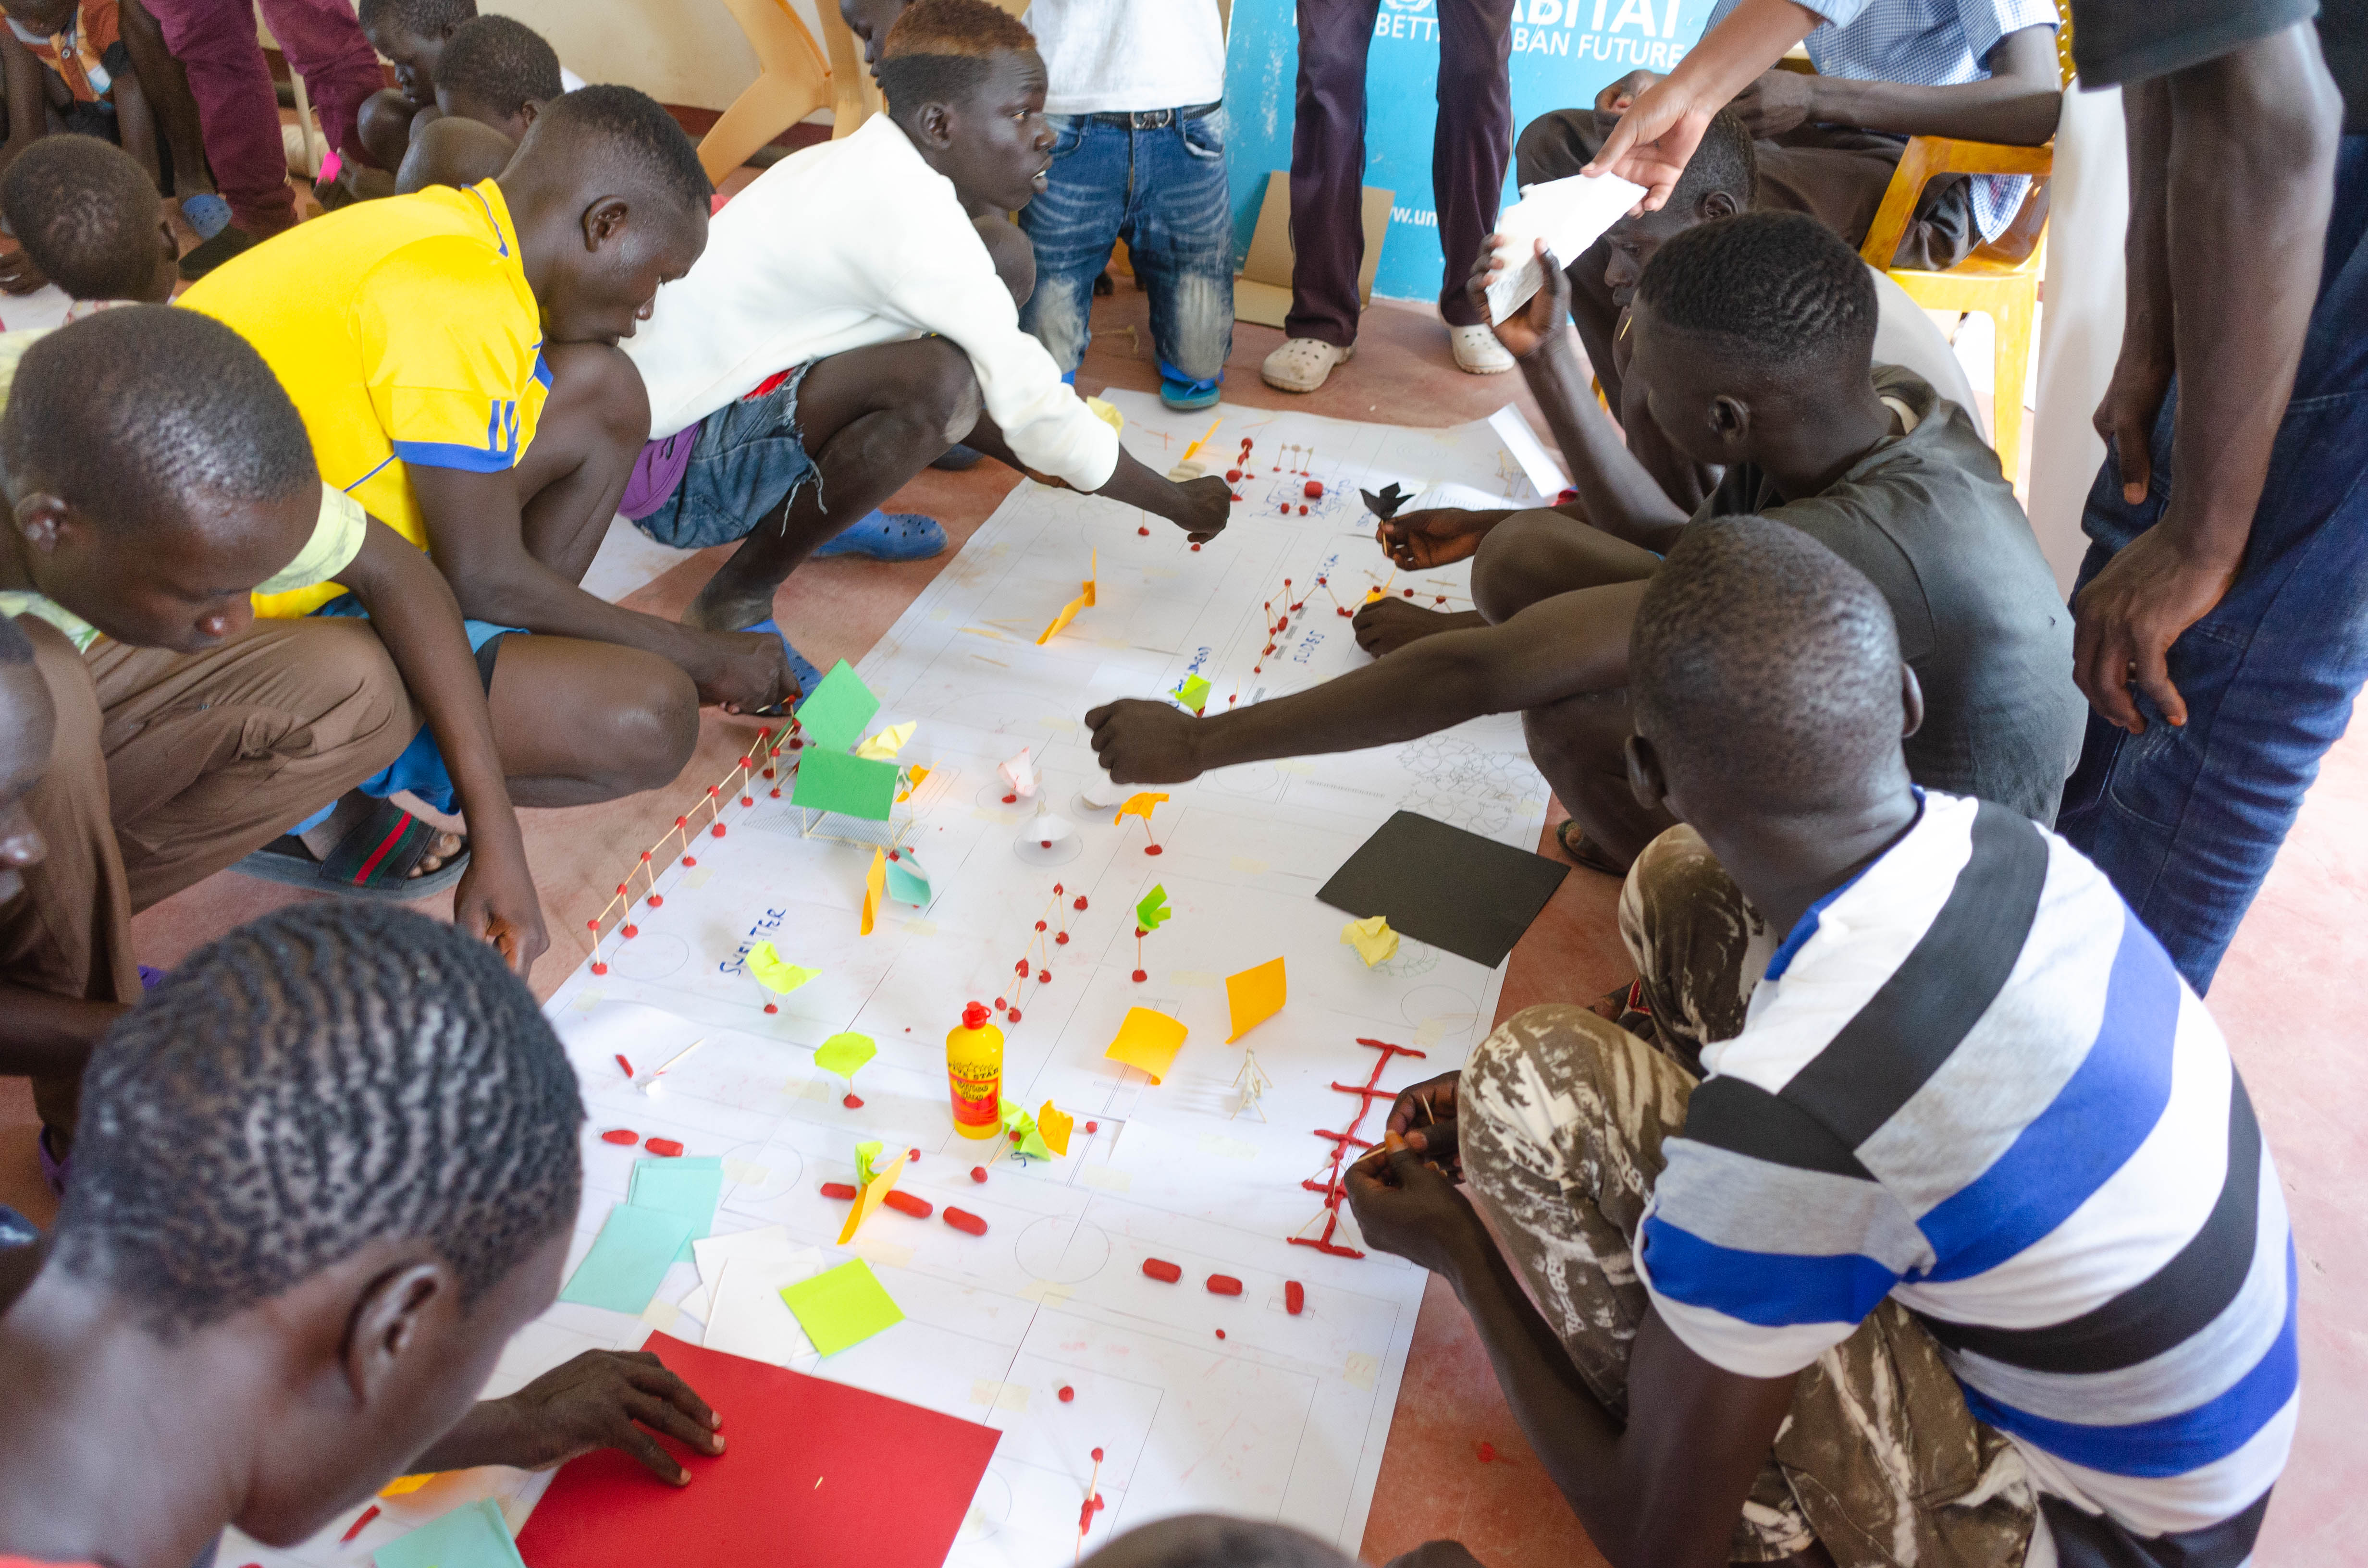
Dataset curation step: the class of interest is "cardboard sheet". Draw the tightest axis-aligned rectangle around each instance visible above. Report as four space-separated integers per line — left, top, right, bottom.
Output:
1318 810 1569 968
512 1335 998 1568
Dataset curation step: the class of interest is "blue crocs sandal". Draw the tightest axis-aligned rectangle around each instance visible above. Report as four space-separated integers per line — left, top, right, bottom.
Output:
811 509 948 563
179 193 232 241
747 618 824 716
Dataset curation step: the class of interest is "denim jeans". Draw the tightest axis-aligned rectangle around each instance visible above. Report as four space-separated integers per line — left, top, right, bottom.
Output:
1018 106 1234 392
2059 135 2368 993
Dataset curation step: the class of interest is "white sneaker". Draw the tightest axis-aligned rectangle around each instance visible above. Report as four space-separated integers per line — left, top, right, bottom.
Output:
1450 323 1516 375
1261 337 1354 393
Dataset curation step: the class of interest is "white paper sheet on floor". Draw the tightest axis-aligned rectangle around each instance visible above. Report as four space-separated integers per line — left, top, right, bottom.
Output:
229 392 1555 1567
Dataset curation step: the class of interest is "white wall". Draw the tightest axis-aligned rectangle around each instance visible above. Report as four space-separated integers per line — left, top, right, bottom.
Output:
482 0 832 113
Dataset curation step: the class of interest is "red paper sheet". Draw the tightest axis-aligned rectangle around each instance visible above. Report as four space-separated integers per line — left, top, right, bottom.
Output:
513 1333 1000 1568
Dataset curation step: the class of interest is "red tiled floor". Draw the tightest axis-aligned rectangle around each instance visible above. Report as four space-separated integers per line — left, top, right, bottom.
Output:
2 278 2357 1567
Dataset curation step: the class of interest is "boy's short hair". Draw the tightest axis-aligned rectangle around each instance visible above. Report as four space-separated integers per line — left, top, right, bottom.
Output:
1631 516 1905 805
357 0 472 36
877 0 1036 117
435 13 563 117
1668 108 1756 212
0 306 318 530
1633 210 1875 373
50 904 584 1336
0 135 159 302
530 84 711 220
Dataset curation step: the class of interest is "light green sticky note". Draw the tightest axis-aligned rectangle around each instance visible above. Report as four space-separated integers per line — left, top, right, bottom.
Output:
372 1497 524 1568
792 747 900 821
815 1032 876 1083
885 859 930 906
1175 674 1211 713
793 660 880 751
558 1202 695 1314
1136 884 1172 932
779 1257 905 1355
629 1156 724 1262
854 1138 883 1188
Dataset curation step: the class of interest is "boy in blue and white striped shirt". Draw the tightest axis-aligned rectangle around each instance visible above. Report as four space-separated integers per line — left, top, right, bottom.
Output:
1346 517 2291 1568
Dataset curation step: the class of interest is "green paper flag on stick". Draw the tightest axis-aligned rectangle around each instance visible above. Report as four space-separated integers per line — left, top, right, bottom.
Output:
1135 884 1172 932
997 1099 1053 1161
1175 674 1211 714
854 1138 884 1189
792 747 900 821
793 661 880 751
744 941 818 995
814 1032 876 1085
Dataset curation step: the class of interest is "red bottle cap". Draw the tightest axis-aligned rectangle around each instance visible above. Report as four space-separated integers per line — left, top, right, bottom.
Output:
962 1000 992 1029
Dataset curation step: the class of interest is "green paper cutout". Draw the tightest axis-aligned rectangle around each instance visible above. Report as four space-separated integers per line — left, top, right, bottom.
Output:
558 1203 695 1314
1135 884 1172 932
855 1139 884 1188
792 747 900 821
744 940 818 995
815 1032 876 1084
793 660 879 751
779 1257 905 1356
372 1497 525 1568
885 858 930 905
1175 674 1211 713
628 1156 724 1262
996 1098 1051 1161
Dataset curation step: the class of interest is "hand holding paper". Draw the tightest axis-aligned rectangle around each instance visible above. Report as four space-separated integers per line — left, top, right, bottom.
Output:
1481 172 1646 326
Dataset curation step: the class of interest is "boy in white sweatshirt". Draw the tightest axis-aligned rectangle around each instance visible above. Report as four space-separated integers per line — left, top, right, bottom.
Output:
622 0 1231 644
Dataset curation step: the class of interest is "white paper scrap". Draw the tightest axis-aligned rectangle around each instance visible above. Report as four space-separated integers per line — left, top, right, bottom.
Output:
1484 171 1646 324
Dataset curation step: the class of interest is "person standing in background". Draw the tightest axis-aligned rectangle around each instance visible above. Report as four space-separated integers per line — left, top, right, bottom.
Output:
1261 0 1517 393
1018 0 1232 412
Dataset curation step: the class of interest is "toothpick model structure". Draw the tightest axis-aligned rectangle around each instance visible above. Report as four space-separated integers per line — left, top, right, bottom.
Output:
1231 1050 1273 1123
586 723 795 976
997 882 1078 1025
1291 1037 1429 1259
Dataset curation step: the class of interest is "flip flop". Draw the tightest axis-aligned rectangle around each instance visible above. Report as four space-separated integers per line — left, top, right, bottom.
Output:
177 222 258 282
746 618 824 717
232 796 469 899
811 510 948 563
178 193 231 240
1555 819 1631 878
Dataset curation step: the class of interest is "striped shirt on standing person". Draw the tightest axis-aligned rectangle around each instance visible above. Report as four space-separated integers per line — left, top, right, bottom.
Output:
1635 789 2295 1568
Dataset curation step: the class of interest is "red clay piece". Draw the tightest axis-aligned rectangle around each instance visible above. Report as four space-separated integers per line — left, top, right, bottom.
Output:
1058 1385 1075 1403
1285 1280 1306 1314
614 1054 635 1079
883 1190 933 1219
909 1148 921 1160
1215 1329 1226 1339
944 1206 988 1236
1133 968 1147 982
820 1182 858 1200
644 1138 685 1158
971 1165 987 1182
842 1093 864 1109
1141 1258 1183 1283
600 1128 639 1146
1304 480 1324 498
1138 526 1150 536
1093 1446 1106 1461
1206 1274 1244 1296
1085 1120 1099 1132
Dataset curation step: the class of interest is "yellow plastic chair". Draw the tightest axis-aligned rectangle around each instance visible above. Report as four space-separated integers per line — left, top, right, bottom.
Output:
1854 0 2075 484
696 0 834 182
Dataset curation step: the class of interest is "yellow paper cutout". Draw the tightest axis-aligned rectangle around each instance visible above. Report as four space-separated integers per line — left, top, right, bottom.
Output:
836 1149 909 1246
745 941 818 995
1113 791 1169 826
1085 395 1124 436
1035 550 1098 646
859 848 886 936
1036 1101 1074 1156
1104 1007 1188 1084
1225 956 1287 1042
1341 916 1400 967
1365 587 1386 603
378 1473 435 1498
895 763 931 803
853 721 915 760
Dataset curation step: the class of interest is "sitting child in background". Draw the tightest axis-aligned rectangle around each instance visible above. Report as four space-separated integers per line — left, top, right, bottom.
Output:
0 131 173 308
394 12 564 195
0 903 725 1564
1015 0 1233 411
347 0 584 201
624 0 1230 667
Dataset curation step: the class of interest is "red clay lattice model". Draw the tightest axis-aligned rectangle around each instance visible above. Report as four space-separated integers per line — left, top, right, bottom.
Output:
1290 1036 1427 1259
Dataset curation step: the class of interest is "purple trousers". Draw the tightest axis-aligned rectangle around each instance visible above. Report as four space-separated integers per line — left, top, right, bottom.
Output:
141 0 383 234
1286 0 1515 345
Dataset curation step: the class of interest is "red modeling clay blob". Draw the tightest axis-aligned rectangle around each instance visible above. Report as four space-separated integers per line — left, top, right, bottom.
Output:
1190 542 1201 551
591 962 609 975
1132 969 1147 982
820 1182 858 1200
765 1003 779 1015
883 1191 933 1219
1058 1385 1075 1403
1037 968 1050 982
1093 1447 1106 1461
600 1128 640 1145
1006 1007 1022 1022
909 1148 920 1161
644 1138 685 1158
1226 469 1242 482
1141 1259 1182 1283
1055 931 1070 944
1085 1120 1098 1133
842 1093 864 1109
1144 845 1162 856
614 1054 635 1078
944 1207 988 1236
1304 480 1324 498
1215 1329 1226 1339
1073 895 1088 909
1138 526 1150 536
1206 1274 1243 1296
1285 1280 1306 1315
1001 793 1018 804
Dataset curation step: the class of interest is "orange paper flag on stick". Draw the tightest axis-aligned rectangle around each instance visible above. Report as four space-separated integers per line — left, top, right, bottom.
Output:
836 1148 909 1245
1225 956 1286 1042
859 848 886 935
1036 550 1098 645
1113 792 1167 826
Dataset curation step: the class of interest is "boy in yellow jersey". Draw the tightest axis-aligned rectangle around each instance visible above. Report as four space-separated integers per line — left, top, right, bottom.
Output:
181 86 788 841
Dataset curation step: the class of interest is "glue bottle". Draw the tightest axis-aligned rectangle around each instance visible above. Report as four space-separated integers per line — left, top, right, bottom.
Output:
947 1001 1004 1139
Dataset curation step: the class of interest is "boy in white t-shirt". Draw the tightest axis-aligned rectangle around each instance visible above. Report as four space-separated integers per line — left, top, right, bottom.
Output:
1016 0 1230 410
